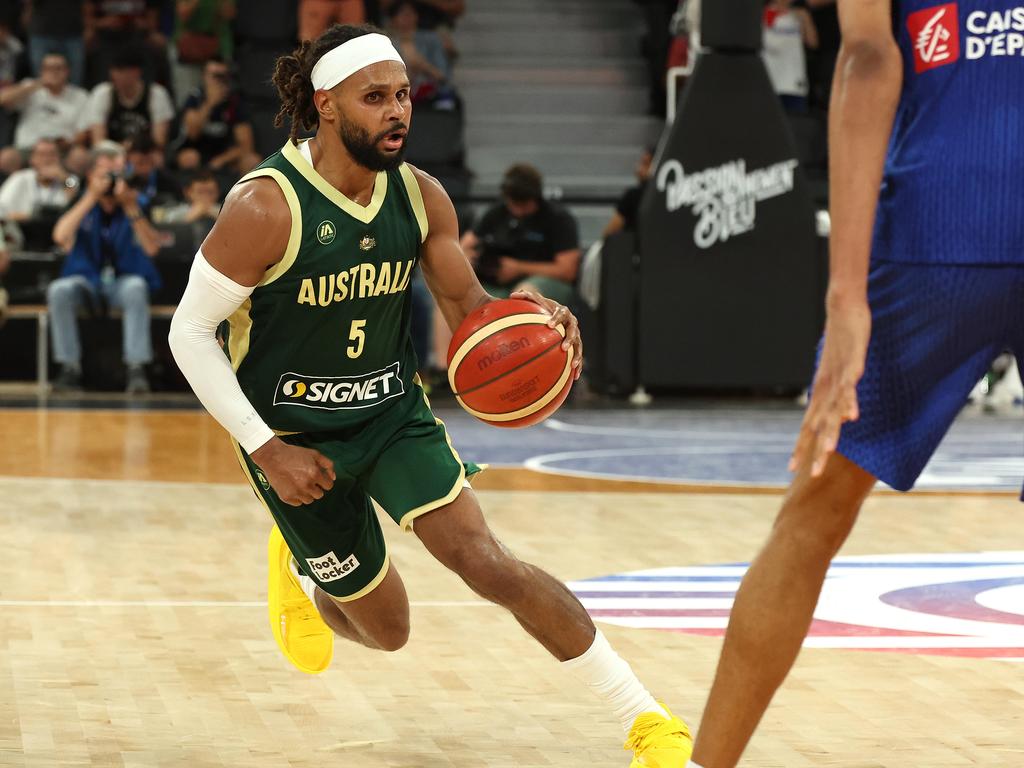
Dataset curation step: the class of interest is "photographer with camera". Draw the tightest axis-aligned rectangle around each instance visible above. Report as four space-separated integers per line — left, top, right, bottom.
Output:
461 163 580 305
46 142 162 394
430 163 581 373
175 58 258 177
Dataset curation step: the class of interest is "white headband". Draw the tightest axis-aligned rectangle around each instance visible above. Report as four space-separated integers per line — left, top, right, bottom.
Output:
310 33 405 91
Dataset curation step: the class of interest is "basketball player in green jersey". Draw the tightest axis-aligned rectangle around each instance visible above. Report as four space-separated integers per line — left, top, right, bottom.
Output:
169 25 691 766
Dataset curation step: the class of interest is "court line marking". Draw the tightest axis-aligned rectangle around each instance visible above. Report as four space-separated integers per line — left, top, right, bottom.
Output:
0 600 495 608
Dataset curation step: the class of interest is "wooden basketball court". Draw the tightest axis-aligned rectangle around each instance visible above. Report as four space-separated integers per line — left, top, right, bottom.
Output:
1 407 1022 767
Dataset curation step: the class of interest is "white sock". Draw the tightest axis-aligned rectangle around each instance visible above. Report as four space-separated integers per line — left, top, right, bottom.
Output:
289 557 320 606
686 762 705 768
562 629 668 732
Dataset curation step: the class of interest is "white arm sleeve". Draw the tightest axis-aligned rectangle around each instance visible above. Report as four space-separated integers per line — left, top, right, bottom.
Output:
168 251 276 454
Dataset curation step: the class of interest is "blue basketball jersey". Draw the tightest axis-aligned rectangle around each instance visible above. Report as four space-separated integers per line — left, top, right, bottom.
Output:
873 0 1024 265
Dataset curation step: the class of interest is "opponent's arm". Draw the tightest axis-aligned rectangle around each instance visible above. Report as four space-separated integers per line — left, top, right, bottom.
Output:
791 0 901 476
413 166 583 376
169 179 336 505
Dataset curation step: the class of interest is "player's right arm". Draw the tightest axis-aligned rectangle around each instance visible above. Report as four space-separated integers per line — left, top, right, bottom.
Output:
169 178 336 506
791 0 902 477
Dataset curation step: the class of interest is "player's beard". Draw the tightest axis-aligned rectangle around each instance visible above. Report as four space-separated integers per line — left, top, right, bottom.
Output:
339 116 407 172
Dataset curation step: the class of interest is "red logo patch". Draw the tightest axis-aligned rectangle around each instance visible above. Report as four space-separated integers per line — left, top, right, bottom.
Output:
907 3 960 72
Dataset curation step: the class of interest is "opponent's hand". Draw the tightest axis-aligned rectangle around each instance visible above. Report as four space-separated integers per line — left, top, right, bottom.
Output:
250 437 337 506
511 287 584 380
790 298 871 477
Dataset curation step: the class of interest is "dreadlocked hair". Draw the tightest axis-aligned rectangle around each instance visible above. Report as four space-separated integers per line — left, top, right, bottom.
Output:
272 24 384 141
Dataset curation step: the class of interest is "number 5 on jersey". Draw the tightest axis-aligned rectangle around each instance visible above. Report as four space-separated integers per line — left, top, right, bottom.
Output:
348 319 367 359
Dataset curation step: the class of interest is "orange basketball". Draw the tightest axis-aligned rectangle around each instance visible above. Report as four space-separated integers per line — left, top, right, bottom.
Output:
447 299 574 428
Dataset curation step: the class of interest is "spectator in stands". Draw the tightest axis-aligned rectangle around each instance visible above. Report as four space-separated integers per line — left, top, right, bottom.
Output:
83 46 175 148
0 139 77 250
299 0 366 42
0 52 90 152
175 58 259 176
23 0 87 86
64 145 92 178
431 166 581 371
171 0 236 107
380 0 463 59
385 1 451 102
0 148 24 181
126 133 182 210
47 143 163 393
0 21 26 88
603 146 654 238
158 167 220 246
762 0 818 113
84 0 169 88
463 164 580 304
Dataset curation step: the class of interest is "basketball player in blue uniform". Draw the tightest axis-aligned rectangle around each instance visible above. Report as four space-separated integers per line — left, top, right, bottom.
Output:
685 1 1024 766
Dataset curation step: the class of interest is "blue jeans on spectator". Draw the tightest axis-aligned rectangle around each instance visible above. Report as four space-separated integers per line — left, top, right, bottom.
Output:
47 274 153 367
30 36 85 86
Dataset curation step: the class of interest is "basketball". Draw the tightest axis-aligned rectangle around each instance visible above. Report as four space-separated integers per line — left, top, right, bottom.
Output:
447 299 574 428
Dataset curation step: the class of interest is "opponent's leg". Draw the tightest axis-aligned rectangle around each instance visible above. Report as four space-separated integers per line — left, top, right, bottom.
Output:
689 452 876 768
414 488 692 766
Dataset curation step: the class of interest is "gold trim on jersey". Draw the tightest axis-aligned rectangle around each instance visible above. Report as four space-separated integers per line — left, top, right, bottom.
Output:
331 554 391 602
237 168 303 287
227 297 253 372
230 436 274 515
399 164 429 243
282 140 388 224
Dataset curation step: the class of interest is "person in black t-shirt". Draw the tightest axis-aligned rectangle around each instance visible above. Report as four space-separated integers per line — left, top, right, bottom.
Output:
175 58 259 175
461 163 581 306
603 146 654 238
430 163 581 374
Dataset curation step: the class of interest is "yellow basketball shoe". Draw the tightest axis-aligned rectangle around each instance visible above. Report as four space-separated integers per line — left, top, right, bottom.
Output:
267 525 333 674
624 703 694 767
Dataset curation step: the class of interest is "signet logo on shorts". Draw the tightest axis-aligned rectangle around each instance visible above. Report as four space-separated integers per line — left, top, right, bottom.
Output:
908 3 960 73
317 220 336 245
254 468 271 491
305 551 360 583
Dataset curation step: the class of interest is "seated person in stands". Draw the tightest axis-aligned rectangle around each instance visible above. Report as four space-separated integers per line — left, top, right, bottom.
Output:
602 146 654 238
431 164 581 374
159 168 221 246
83 46 175 149
0 52 90 153
380 0 463 60
175 58 260 176
462 163 580 306
126 133 182 209
47 144 163 394
0 139 77 237
385 0 451 103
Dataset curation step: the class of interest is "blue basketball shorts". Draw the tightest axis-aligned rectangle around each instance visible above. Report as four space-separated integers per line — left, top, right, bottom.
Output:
829 261 1024 492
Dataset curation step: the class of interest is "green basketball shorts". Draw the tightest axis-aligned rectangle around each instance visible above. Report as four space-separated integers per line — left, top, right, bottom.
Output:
233 383 482 600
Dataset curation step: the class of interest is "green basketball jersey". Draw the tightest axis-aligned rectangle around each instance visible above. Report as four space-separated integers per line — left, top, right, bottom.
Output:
226 140 429 434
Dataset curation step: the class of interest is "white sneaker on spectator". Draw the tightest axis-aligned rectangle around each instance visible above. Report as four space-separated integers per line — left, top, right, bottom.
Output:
985 361 1023 411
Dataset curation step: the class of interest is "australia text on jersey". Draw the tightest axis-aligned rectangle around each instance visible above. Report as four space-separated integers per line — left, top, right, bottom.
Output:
296 259 417 308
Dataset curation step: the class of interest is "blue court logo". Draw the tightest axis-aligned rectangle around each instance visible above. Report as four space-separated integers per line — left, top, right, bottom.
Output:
569 552 1024 660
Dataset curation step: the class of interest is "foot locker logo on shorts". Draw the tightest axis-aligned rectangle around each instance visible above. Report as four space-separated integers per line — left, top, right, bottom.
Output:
306 551 360 583
908 3 960 72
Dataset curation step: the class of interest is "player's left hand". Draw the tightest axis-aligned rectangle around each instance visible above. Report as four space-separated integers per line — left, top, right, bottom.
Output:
511 286 583 380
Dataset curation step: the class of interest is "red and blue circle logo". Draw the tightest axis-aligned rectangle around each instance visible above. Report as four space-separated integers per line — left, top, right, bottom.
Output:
569 552 1024 660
